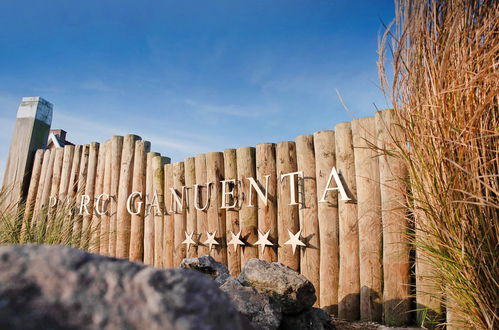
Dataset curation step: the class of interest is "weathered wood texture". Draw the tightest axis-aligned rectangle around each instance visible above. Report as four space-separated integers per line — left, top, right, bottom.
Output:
376 109 410 326
351 117 382 322
335 122 360 321
151 155 165 267
32 149 51 224
89 142 106 253
99 143 112 255
295 134 321 307
108 137 123 256
143 152 159 265
21 149 44 234
256 143 278 262
276 141 300 271
313 130 339 315
194 154 209 257
236 147 257 267
184 157 197 258
162 162 174 268
223 149 241 275
206 152 227 264
81 142 99 249
2 97 52 208
172 162 187 266
72 144 89 246
129 140 150 262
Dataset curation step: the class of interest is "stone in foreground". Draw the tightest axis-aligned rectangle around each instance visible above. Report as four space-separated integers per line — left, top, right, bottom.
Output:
0 245 242 330
238 258 316 314
180 255 230 285
220 277 282 330
281 307 333 330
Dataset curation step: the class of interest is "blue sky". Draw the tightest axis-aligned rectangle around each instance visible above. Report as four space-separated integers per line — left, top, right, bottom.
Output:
0 0 394 181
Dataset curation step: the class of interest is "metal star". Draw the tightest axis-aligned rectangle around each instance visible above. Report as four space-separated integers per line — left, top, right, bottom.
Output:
204 231 219 251
227 230 245 251
182 231 197 251
284 229 306 254
254 230 273 253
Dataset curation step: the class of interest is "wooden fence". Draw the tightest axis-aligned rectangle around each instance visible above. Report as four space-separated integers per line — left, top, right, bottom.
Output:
3 100 424 326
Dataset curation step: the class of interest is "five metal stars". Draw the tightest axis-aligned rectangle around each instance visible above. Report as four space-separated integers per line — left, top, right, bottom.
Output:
284 229 306 254
254 230 273 253
204 231 219 251
227 230 245 251
182 231 197 251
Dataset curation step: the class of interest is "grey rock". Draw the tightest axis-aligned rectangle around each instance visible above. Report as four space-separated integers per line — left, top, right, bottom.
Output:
220 277 282 330
239 258 316 314
0 244 243 330
180 255 230 286
280 308 334 330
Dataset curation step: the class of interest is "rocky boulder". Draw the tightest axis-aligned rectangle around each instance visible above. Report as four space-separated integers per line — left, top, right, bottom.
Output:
180 255 230 285
0 244 243 330
238 258 316 314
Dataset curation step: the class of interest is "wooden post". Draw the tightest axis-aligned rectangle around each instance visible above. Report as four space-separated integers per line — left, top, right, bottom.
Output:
352 117 382 322
57 145 75 243
116 134 140 259
162 163 174 267
81 142 99 249
129 140 150 262
194 154 209 257
143 152 159 265
89 142 107 253
108 136 123 257
38 147 56 227
237 147 257 267
151 155 165 267
32 149 51 225
66 145 81 199
295 134 321 307
184 157 197 258
72 144 89 246
99 143 112 255
276 141 300 271
172 161 187 266
335 122 360 320
20 149 44 240
376 109 410 326
2 97 52 208
313 130 339 315
206 152 227 264
47 147 64 228
256 143 278 262
223 149 241 275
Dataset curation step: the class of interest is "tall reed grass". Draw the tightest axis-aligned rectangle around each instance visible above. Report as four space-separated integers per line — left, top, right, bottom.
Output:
378 0 498 328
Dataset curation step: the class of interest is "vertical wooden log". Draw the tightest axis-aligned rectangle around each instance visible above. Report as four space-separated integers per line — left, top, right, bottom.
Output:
81 142 99 249
223 149 241 275
48 147 64 224
237 147 257 267
256 143 278 262
66 145 82 242
172 161 187 266
296 134 321 307
313 130 340 315
206 152 227 264
194 154 209 257
72 144 89 246
99 143 112 255
276 141 300 271
128 140 150 261
116 134 140 259
143 152 159 265
335 122 360 320
108 137 124 256
151 155 165 267
184 157 197 258
20 149 44 240
2 97 52 208
352 118 382 322
38 147 56 226
58 145 75 243
89 142 107 253
162 163 174 267
32 149 51 224
376 109 410 326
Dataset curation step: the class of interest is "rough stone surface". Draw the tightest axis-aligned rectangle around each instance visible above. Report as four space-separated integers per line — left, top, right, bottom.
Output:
220 277 282 330
281 308 334 330
239 258 316 314
180 255 230 286
0 244 242 330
